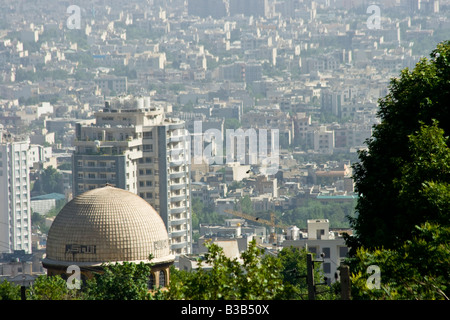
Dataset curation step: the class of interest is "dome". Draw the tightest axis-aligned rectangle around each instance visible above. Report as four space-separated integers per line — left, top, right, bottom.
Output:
43 186 174 268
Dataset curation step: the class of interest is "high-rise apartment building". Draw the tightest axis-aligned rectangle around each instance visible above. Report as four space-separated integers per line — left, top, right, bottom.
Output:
72 96 192 256
0 131 32 254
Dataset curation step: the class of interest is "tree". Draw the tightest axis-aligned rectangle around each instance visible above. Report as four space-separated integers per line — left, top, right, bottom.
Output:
27 275 80 300
32 166 64 195
163 240 286 300
83 261 154 300
278 246 337 300
349 40 450 252
348 121 450 299
0 280 21 300
349 222 450 300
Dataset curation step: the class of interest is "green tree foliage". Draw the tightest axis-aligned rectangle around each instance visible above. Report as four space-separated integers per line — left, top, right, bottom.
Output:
191 198 224 230
27 275 80 300
348 121 450 299
280 199 357 229
349 222 450 300
83 261 154 300
0 280 21 300
163 241 285 300
162 241 338 300
278 246 336 300
32 166 64 195
349 40 450 252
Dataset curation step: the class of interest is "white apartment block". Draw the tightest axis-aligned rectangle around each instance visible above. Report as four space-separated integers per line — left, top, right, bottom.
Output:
72 95 192 256
313 125 335 154
0 132 32 254
282 219 349 284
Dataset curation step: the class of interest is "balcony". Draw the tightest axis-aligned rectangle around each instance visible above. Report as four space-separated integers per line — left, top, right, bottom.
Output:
170 229 188 237
170 183 185 191
169 171 185 179
170 206 187 214
170 194 186 202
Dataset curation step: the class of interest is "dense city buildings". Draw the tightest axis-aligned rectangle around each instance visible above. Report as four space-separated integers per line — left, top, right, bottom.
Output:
0 0 449 286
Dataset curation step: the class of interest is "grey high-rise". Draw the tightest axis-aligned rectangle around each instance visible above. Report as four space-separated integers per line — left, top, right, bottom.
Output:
72 95 192 256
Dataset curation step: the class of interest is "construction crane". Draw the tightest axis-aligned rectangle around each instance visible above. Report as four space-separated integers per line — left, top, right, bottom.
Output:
224 209 288 244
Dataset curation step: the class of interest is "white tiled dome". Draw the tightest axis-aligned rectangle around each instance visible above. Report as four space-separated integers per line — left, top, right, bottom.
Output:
44 186 174 267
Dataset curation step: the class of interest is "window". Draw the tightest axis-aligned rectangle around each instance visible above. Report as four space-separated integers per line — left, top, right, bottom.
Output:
146 181 152 187
147 273 155 290
143 144 153 151
78 161 83 167
144 131 153 139
159 270 166 287
323 263 331 274
308 246 317 254
146 169 152 175
339 247 348 258
322 247 330 259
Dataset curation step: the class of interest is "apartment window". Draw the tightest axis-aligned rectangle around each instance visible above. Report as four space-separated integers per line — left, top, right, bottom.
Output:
78 161 83 167
322 247 330 259
323 263 331 274
339 247 348 258
146 192 153 198
145 157 152 163
139 169 144 175
88 161 95 167
99 173 107 179
143 144 153 151
78 173 83 179
146 181 152 187
139 181 144 187
88 173 96 179
308 246 317 254
143 131 153 139
146 169 152 175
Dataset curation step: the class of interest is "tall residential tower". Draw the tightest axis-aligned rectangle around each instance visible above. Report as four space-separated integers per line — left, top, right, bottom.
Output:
0 131 32 254
72 96 192 256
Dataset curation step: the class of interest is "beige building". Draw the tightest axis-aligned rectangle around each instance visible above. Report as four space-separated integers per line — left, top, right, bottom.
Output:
73 95 192 256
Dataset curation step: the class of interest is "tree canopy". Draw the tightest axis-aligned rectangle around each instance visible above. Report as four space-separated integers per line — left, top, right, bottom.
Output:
349 40 450 252
348 121 450 299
